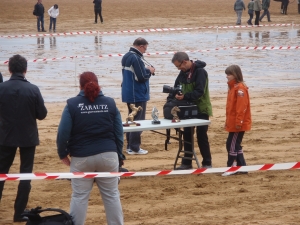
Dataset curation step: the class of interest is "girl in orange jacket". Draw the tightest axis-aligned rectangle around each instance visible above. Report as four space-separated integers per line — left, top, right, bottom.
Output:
222 65 252 176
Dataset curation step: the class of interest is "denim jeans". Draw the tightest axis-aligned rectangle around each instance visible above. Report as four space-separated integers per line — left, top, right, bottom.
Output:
0 145 36 219
49 17 56 30
259 9 271 21
236 10 243 24
37 15 45 31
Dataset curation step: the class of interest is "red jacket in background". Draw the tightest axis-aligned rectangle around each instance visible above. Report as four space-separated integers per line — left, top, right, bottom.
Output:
225 79 252 132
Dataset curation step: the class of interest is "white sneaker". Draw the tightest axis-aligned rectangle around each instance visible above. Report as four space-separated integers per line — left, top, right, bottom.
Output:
221 171 237 177
127 148 148 155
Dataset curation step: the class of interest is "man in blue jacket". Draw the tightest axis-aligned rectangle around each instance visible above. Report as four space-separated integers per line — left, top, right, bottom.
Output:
0 54 47 222
121 37 155 155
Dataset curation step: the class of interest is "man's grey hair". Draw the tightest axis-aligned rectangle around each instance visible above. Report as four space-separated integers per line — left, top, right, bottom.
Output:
171 52 190 63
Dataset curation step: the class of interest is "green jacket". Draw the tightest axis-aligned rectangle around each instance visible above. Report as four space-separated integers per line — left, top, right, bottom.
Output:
262 0 270 10
167 60 212 116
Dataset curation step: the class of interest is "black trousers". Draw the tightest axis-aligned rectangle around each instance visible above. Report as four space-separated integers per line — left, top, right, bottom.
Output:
182 114 212 167
126 102 147 152
254 11 260 25
226 132 246 167
94 8 103 23
0 145 36 218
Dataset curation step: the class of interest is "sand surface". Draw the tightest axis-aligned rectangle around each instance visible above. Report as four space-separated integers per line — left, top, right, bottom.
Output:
0 0 300 224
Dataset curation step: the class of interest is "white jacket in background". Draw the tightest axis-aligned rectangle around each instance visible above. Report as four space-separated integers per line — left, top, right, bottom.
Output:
48 6 59 18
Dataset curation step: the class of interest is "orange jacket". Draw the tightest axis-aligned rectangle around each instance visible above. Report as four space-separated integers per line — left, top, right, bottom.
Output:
225 79 251 132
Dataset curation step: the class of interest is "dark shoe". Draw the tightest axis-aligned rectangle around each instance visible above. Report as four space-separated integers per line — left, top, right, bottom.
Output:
101 22 103 24
13 216 28 222
119 167 129 172
175 164 192 170
94 22 97 24
259 20 262 22
41 30 46 32
268 20 272 22
202 165 212 169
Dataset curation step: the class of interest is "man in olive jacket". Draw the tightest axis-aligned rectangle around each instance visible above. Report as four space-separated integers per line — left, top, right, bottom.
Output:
0 54 47 222
168 52 213 170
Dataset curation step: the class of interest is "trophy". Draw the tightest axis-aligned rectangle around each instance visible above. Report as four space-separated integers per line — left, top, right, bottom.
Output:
151 106 161 124
123 104 143 127
171 106 180 123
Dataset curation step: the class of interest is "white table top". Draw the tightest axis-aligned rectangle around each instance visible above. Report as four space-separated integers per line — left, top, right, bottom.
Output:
123 118 210 132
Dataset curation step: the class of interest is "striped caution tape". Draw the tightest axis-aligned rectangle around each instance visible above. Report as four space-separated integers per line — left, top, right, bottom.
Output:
0 162 299 181
0 23 299 38
0 46 299 65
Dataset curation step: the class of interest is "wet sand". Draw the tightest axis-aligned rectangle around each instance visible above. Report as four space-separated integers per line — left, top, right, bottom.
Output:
0 0 300 225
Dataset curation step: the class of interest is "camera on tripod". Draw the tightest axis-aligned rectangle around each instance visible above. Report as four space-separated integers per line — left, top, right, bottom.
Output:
162 85 182 96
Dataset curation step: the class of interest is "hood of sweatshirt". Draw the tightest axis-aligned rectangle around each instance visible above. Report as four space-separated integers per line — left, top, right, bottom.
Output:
194 60 206 69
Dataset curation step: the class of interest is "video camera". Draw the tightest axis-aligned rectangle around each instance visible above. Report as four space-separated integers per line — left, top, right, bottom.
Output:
162 85 182 96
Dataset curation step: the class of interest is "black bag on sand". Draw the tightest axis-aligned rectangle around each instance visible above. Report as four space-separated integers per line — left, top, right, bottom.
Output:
22 207 73 225
163 99 199 120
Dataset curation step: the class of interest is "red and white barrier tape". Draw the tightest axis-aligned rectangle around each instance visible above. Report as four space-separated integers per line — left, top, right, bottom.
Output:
0 162 299 181
0 46 299 65
1 23 299 38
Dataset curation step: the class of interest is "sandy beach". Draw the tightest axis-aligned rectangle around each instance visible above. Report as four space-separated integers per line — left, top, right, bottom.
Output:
0 0 300 224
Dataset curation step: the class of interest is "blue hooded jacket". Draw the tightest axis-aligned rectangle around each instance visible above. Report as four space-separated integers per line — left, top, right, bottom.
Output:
121 47 152 103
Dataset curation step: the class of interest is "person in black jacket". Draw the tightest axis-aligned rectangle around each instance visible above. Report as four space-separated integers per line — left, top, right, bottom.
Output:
93 0 103 24
34 0 46 32
168 52 213 170
0 72 3 83
0 54 47 222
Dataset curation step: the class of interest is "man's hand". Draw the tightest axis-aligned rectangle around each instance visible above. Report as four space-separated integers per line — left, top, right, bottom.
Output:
175 94 184 100
61 156 70 166
147 66 155 75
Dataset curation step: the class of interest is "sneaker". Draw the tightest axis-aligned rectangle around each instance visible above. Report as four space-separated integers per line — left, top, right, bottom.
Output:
221 171 237 176
41 30 46 32
94 22 97 24
174 164 193 170
202 165 212 169
127 148 148 155
101 22 103 24
13 216 29 222
119 167 129 172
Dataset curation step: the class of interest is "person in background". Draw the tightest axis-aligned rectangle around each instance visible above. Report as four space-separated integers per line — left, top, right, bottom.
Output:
0 54 47 222
121 37 155 155
57 72 124 225
48 4 59 32
259 0 272 22
93 0 104 24
169 52 213 170
234 0 246 25
0 72 3 83
222 65 251 176
34 0 46 32
298 0 300 14
281 0 289 15
247 0 254 25
253 0 262 25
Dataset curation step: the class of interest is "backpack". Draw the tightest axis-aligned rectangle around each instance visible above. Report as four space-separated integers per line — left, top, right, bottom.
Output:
33 9 37 16
22 207 73 225
163 99 199 120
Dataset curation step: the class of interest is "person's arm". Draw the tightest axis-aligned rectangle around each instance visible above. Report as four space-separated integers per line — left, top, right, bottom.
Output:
235 86 249 129
56 8 59 17
131 55 152 83
48 7 52 16
35 87 47 120
113 107 124 159
56 105 72 159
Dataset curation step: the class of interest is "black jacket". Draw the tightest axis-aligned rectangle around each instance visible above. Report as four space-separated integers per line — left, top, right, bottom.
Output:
93 0 102 9
34 3 44 16
0 73 47 147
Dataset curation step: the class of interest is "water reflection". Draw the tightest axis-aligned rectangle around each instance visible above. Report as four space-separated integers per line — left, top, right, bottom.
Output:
37 37 44 49
49 37 56 49
94 35 102 52
236 32 241 41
